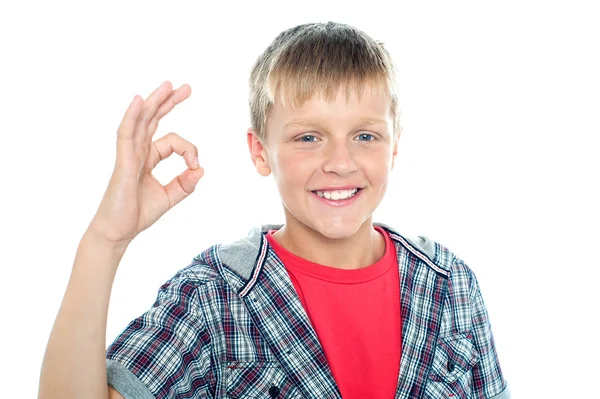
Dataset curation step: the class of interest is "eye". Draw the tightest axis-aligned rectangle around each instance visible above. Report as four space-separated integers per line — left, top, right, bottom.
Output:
356 133 375 141
296 133 376 142
297 134 318 142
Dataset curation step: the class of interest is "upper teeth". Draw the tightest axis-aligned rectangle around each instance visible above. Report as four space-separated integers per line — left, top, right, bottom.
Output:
315 188 359 200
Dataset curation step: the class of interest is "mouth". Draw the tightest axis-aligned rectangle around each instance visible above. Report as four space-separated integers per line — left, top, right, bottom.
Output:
310 187 364 205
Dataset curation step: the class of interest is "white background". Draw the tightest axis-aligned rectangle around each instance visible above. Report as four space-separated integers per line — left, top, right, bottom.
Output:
1 0 598 397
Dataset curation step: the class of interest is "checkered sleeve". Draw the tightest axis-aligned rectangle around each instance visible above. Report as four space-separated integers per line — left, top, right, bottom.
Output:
105 267 212 399
465 261 510 399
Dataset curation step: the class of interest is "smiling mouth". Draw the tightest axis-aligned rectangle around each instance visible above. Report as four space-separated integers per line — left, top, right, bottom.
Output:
311 187 363 200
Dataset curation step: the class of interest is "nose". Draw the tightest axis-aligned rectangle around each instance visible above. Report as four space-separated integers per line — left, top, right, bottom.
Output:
321 139 358 176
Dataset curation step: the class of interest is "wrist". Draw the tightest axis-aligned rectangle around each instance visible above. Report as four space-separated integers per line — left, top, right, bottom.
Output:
82 226 132 256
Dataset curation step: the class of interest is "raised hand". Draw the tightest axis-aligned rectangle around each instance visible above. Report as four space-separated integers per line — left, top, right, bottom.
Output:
88 81 204 247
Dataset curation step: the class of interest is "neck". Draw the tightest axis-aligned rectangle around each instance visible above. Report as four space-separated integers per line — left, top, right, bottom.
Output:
271 219 385 270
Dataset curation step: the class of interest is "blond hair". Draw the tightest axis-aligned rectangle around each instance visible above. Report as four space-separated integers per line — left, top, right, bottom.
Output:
248 21 402 143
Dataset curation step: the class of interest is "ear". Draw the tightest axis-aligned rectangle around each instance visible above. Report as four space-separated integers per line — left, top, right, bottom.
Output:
247 127 271 177
391 126 400 170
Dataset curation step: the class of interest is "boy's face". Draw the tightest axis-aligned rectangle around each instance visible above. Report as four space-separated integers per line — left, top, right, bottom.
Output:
247 85 398 240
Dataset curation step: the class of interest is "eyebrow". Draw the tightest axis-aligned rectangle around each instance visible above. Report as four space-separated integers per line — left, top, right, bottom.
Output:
282 116 387 132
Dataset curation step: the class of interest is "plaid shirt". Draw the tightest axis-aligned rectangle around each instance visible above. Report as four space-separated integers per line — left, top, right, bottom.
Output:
106 223 510 399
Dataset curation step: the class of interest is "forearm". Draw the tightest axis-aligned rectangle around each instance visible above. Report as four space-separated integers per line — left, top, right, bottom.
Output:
38 229 128 399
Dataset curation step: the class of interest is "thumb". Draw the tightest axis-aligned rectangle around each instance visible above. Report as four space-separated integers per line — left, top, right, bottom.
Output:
163 166 204 208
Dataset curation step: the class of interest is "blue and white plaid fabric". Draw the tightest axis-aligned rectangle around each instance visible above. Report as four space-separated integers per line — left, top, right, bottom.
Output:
106 223 510 398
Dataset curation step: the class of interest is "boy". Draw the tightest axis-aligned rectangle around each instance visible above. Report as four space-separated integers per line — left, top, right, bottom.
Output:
39 22 510 398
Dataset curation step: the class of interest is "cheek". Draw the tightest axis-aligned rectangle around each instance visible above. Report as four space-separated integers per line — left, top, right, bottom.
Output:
278 149 311 171
363 161 392 189
273 152 310 188
362 149 393 168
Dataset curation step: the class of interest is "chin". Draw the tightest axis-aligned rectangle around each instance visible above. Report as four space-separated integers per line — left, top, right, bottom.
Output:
306 218 366 240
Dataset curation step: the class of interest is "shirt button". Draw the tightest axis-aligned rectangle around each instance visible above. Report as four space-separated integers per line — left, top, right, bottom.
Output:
269 385 280 397
447 360 455 373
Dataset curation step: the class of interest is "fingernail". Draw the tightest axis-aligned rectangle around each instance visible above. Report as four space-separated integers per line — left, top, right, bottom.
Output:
194 156 199 166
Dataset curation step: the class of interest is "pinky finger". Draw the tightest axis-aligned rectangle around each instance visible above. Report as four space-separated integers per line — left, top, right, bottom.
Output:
117 95 142 139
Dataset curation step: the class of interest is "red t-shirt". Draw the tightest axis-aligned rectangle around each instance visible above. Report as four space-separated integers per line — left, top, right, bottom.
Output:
266 226 401 399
